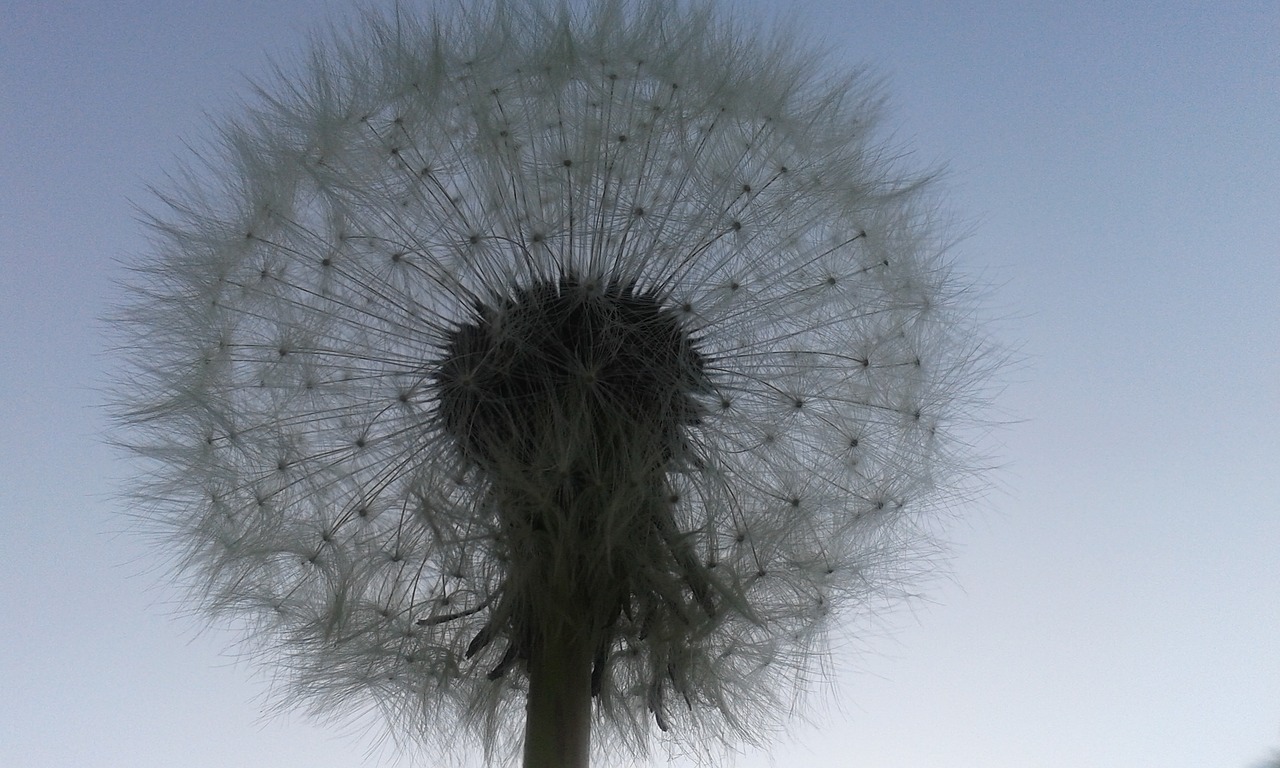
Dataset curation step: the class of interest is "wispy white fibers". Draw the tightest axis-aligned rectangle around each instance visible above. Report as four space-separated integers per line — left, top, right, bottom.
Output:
111 0 995 764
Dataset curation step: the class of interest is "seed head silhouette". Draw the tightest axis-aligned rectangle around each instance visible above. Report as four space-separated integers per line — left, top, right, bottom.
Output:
113 1 994 765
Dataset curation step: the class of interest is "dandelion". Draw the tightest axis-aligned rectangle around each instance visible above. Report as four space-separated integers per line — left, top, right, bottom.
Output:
112 1 992 765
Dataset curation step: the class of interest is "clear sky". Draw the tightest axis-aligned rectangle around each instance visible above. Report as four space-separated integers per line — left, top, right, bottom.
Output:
2 1 1277 766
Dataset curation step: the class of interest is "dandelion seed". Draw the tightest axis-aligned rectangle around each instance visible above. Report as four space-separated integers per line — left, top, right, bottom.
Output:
111 1 994 766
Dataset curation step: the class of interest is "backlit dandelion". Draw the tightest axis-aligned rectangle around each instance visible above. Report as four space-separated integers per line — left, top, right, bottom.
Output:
112 1 993 765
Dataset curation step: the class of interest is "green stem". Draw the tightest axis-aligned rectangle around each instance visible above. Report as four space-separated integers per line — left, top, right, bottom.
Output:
523 626 593 768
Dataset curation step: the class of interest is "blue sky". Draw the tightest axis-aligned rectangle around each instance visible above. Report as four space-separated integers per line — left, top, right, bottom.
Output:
2 1 1278 766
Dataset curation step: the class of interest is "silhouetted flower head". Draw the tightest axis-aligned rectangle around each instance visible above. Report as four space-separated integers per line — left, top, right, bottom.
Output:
113 0 992 762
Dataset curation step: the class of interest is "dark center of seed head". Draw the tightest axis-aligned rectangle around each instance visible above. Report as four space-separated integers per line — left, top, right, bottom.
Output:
433 273 710 474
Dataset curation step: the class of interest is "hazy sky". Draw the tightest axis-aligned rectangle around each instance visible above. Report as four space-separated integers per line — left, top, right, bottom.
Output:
3 1 1278 766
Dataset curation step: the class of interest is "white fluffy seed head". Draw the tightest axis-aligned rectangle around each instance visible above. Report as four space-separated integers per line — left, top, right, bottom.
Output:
111 0 995 763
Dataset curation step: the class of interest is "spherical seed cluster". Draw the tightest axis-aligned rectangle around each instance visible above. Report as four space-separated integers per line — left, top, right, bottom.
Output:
113 0 990 762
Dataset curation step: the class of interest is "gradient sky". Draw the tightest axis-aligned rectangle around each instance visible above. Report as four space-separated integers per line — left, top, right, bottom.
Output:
3 1 1278 766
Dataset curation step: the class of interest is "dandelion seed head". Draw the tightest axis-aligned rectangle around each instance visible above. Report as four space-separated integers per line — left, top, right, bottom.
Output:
111 0 995 763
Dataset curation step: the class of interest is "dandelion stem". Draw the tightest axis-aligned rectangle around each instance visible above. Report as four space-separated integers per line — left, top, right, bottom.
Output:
522 621 594 768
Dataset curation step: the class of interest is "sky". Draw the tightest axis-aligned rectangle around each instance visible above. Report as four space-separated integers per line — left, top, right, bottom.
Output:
2 1 1278 766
